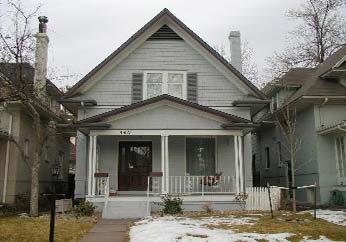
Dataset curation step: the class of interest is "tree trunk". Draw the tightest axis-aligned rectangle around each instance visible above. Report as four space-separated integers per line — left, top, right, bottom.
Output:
30 151 40 216
29 114 42 217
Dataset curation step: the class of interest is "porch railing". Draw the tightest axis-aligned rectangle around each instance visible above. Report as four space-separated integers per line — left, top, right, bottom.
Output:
94 176 109 196
148 175 235 195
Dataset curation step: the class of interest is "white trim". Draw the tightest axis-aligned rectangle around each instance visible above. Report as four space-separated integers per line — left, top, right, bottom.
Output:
90 129 243 136
165 135 169 192
2 114 12 203
143 70 187 100
238 136 244 192
234 136 239 193
92 136 97 196
161 135 165 193
87 136 93 196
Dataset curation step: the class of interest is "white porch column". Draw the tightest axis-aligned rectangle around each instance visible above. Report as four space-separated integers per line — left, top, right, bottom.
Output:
238 136 244 193
87 135 94 196
165 136 169 193
161 135 165 193
234 136 240 193
91 136 97 196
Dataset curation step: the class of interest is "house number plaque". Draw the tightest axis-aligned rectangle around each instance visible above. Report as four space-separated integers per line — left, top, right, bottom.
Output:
119 130 132 135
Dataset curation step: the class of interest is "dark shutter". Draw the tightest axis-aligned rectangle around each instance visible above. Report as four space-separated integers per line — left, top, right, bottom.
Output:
132 73 143 103
187 73 198 103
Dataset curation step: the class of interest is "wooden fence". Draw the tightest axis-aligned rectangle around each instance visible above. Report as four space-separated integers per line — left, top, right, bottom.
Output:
245 187 281 211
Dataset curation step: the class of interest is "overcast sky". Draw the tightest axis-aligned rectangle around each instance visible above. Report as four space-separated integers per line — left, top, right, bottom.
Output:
15 0 310 87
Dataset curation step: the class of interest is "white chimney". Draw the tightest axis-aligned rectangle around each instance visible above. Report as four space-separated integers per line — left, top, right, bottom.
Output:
228 31 242 73
34 16 49 100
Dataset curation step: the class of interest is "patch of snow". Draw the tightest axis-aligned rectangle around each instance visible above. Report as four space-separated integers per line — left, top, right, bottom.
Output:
304 210 346 226
130 216 293 242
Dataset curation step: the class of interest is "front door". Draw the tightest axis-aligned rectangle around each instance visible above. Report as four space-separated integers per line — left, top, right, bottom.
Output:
118 141 152 191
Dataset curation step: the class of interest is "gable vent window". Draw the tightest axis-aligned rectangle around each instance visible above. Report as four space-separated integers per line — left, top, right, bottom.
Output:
143 71 186 99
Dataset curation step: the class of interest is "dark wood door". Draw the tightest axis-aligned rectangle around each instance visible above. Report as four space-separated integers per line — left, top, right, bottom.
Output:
118 142 152 191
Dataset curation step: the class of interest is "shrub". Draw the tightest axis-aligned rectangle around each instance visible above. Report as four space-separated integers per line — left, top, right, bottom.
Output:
72 201 95 217
160 194 183 215
0 203 16 216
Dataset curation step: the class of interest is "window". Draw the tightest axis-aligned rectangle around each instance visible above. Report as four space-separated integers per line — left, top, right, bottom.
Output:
265 147 270 169
24 139 29 157
335 136 346 178
186 137 215 176
143 71 186 99
277 141 282 166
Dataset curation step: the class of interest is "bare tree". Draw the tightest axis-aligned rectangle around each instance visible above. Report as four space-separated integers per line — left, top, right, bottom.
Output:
214 40 262 87
265 0 346 80
274 103 301 212
0 0 62 216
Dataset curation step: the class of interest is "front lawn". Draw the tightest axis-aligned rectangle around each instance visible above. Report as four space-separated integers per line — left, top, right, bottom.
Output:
129 210 346 241
0 214 97 242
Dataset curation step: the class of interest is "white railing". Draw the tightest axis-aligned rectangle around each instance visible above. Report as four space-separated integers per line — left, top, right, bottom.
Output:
148 175 235 195
245 187 281 211
95 176 109 196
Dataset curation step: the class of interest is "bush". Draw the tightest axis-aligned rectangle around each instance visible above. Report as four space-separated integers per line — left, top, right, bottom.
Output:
0 203 16 216
72 201 95 217
160 194 183 215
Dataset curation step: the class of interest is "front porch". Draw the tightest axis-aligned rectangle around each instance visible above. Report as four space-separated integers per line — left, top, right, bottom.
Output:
85 129 247 199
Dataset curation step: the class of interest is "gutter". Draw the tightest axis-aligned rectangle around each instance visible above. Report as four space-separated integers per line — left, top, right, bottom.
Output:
232 100 271 106
2 113 13 203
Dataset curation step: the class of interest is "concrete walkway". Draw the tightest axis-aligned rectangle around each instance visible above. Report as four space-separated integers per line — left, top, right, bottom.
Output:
80 219 134 242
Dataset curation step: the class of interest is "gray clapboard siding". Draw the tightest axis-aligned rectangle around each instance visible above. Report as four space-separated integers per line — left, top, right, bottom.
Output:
83 40 246 109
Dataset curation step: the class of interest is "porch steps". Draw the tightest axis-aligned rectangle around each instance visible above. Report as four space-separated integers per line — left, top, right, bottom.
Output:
102 200 149 219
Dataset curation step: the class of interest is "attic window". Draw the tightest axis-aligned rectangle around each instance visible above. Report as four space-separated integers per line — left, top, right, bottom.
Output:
143 71 187 99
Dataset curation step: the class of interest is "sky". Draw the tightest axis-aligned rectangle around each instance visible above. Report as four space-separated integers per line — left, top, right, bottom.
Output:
5 0 310 87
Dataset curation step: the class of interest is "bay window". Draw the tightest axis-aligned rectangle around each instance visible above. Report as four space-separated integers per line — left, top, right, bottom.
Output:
144 71 186 99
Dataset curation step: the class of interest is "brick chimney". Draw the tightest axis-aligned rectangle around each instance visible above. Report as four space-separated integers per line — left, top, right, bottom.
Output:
34 16 49 101
228 31 242 73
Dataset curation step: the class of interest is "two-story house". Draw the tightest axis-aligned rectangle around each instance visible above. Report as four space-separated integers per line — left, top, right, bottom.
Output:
253 45 346 206
0 18 71 206
62 9 266 218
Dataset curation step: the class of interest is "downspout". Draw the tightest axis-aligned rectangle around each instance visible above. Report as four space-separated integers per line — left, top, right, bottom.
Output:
2 113 13 203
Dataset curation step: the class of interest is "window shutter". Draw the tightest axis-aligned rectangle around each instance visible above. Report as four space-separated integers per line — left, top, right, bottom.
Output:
187 73 198 103
132 73 143 103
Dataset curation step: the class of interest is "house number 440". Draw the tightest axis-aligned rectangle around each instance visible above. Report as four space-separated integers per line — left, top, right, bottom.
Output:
120 130 131 135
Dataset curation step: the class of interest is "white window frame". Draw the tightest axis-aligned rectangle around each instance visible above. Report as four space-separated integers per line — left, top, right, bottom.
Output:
143 71 187 100
335 135 346 183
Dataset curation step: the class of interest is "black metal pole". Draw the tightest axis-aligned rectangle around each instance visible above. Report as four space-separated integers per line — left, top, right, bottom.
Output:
267 183 274 219
49 179 56 242
313 182 317 220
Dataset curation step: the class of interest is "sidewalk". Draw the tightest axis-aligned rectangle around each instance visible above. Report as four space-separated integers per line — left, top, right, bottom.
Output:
79 219 133 242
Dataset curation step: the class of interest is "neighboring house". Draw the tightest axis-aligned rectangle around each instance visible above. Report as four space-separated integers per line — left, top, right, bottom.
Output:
253 45 346 205
62 9 266 218
0 19 71 205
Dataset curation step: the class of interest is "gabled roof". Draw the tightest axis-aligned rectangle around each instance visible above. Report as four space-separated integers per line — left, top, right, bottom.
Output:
78 94 251 124
287 44 346 103
262 68 316 95
65 8 265 99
